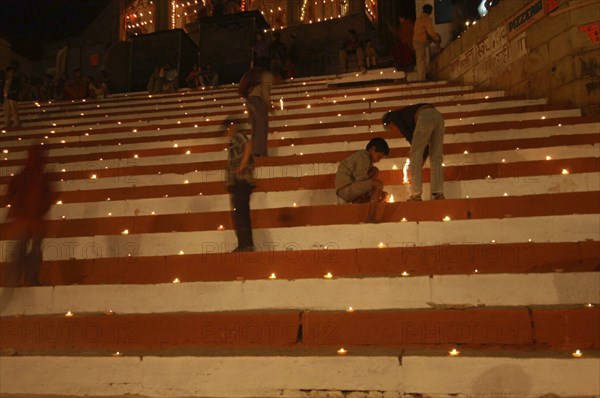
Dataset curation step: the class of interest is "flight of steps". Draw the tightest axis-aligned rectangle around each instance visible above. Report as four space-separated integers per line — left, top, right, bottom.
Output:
0 68 599 397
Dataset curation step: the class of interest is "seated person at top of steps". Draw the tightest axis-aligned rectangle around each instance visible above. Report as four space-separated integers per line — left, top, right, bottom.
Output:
335 138 389 223
339 29 366 73
382 104 445 201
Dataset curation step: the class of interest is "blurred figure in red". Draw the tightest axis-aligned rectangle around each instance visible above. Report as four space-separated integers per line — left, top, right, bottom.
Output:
4 145 54 286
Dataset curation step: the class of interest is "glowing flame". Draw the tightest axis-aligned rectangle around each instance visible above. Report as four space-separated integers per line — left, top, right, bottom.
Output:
402 159 410 184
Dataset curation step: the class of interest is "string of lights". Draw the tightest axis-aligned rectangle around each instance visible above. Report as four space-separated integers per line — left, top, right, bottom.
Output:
124 0 155 39
124 0 364 37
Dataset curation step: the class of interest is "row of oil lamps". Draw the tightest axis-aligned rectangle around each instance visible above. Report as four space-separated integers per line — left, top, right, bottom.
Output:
61 307 592 358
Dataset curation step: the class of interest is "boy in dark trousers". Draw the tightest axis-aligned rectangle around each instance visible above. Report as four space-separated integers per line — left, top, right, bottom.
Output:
224 117 255 252
335 138 389 223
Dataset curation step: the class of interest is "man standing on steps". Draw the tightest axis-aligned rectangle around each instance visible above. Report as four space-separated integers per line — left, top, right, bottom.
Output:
224 117 255 252
239 67 277 157
335 138 390 223
382 104 445 201
413 4 442 82
1 66 21 130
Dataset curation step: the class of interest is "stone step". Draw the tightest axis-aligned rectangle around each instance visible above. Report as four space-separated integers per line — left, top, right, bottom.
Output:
0 99 570 149
2 139 595 183
1 192 598 239
1 307 598 354
6 173 594 221
12 83 474 123
3 241 595 286
0 351 598 397
6 155 592 197
8 80 463 126
3 213 593 260
1 271 598 315
11 92 528 135
2 117 597 166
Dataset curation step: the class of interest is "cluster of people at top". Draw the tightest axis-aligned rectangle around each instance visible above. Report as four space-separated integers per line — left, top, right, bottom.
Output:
253 31 296 80
147 62 221 94
0 65 110 130
147 63 180 94
337 4 441 81
338 29 379 74
185 63 220 89
226 62 446 251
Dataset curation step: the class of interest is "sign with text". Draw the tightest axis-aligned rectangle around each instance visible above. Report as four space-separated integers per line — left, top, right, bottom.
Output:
507 0 545 40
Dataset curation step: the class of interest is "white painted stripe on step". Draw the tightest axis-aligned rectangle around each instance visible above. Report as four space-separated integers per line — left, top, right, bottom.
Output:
2 94 546 147
2 144 592 191
0 355 596 397
11 83 472 128
1 273 597 316
402 356 600 397
14 85 475 124
0 215 596 261
1 140 593 179
2 172 593 221
2 118 596 160
0 356 400 396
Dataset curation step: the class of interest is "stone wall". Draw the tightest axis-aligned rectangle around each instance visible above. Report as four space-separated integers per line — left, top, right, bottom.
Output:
430 0 600 115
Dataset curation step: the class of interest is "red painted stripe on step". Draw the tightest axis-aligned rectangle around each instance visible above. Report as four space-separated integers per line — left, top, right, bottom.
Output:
1 192 598 239
0 241 594 287
1 308 597 353
1 157 595 205
4 130 598 170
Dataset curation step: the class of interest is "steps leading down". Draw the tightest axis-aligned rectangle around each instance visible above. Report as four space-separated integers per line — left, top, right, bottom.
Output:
0 68 599 398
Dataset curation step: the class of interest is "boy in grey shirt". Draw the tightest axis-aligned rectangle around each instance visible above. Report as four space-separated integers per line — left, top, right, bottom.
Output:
335 138 389 223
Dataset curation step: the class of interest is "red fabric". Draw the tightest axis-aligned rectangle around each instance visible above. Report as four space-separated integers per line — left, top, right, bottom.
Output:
392 42 415 68
6 147 54 230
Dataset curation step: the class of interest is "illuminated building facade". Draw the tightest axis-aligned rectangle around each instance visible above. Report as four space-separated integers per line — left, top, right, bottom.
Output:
121 0 376 39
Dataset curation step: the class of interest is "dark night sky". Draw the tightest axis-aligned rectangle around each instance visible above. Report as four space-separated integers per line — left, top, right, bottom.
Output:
0 0 111 58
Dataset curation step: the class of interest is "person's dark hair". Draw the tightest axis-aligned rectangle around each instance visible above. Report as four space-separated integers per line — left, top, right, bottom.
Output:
423 4 433 14
348 28 357 37
366 137 389 156
6 66 15 73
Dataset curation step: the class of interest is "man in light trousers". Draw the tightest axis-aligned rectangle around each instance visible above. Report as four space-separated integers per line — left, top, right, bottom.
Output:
382 104 445 201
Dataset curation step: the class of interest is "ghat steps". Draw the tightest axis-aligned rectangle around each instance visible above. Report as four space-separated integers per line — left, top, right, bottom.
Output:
0 69 598 397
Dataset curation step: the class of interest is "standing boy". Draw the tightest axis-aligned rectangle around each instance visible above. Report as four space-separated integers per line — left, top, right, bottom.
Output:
1 66 21 129
335 138 389 223
225 118 255 252
382 104 445 201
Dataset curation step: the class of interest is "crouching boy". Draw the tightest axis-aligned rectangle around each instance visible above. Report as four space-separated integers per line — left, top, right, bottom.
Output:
335 137 389 223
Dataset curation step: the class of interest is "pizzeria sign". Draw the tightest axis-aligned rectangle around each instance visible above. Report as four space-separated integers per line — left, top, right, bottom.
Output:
507 0 545 39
